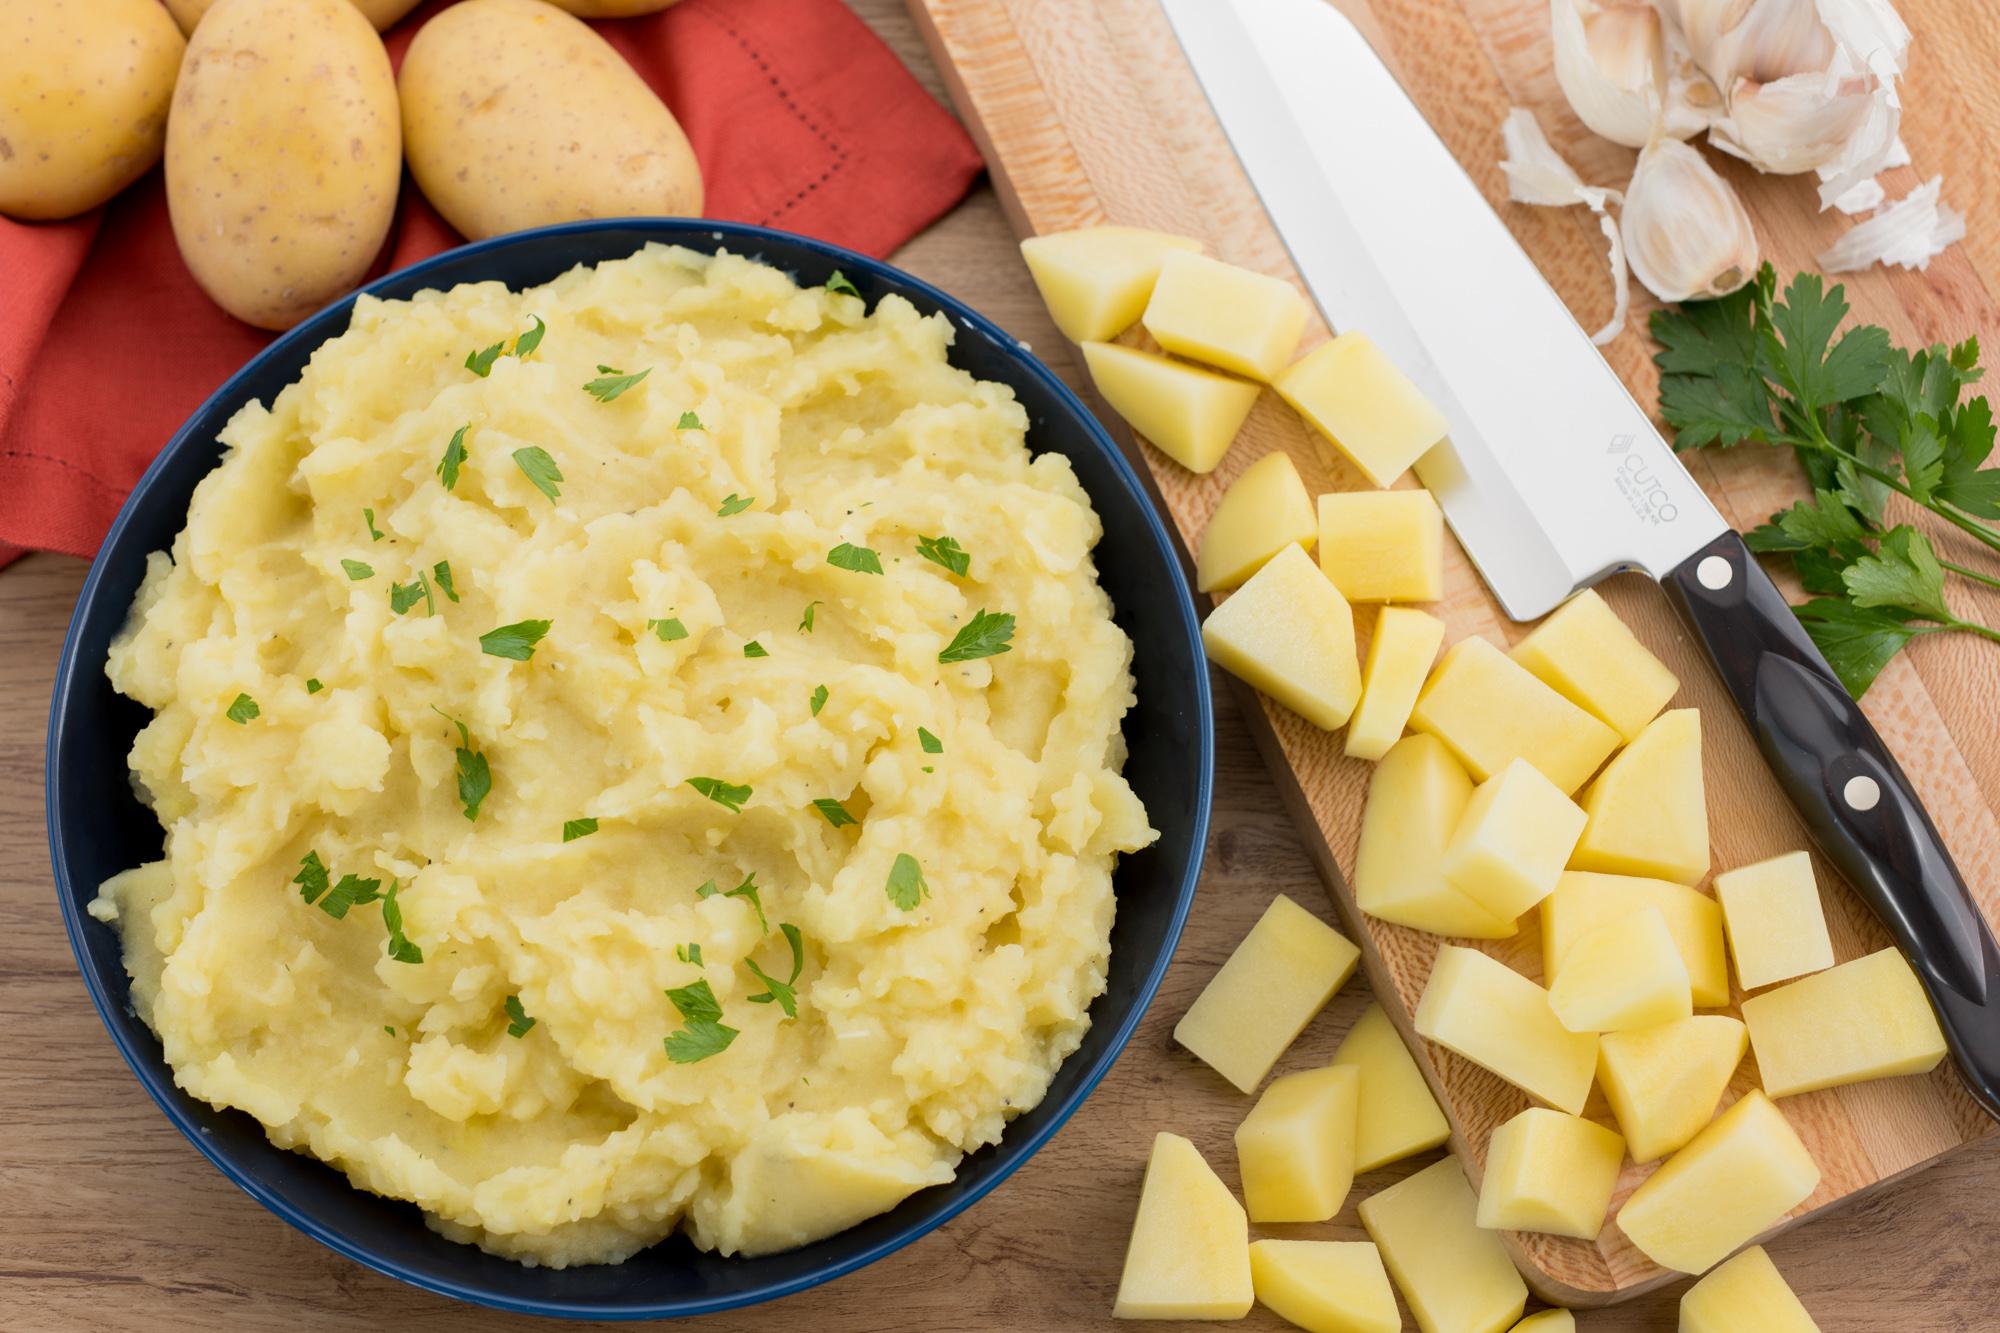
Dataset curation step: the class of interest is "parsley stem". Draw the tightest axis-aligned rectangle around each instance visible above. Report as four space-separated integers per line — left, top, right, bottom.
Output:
1939 559 2000 594
1797 410 2000 561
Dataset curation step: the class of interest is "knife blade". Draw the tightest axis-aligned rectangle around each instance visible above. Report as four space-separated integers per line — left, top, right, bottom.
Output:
1161 0 2000 1120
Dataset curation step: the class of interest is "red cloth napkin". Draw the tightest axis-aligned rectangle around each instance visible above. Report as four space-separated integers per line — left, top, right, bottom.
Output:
0 0 982 565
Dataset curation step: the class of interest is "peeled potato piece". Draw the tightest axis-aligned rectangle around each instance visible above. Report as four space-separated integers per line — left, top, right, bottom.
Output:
1021 225 1203 343
1080 340 1261 475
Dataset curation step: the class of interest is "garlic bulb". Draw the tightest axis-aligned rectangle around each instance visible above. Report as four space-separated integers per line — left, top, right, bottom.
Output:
1710 68 1876 175
1621 137 1760 301
1500 109 1630 344
1663 0 1835 86
1551 0 1716 149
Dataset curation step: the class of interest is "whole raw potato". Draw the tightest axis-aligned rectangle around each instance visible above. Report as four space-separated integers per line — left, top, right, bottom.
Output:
162 0 424 35
400 0 703 240
540 0 683 14
166 0 401 330
0 0 185 220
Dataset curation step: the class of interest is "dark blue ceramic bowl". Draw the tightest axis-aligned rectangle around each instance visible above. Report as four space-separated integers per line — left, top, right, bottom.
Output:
45 220 1212 1319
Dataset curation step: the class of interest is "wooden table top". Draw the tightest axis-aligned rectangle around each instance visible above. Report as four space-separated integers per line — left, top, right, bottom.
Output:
6 2 1998 1329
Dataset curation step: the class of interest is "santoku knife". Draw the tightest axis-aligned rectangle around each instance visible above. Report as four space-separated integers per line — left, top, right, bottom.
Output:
1161 0 2000 1119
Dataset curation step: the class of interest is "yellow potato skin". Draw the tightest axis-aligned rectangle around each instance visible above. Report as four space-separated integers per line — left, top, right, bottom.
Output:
166 0 400 330
0 0 184 220
400 0 704 241
163 0 424 36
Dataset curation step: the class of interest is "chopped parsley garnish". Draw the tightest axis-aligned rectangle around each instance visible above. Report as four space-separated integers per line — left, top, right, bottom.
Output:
383 1025 395 1037
562 817 598 842
826 542 883 574
480 618 552 661
433 561 459 602
504 994 536 1038
811 797 856 828
799 601 819 632
745 923 806 1018
585 365 651 402
341 558 375 581
305 678 324 694
678 411 705 431
916 534 969 577
512 446 563 502
697 872 769 933
886 853 928 911
742 640 768 658
938 609 1015 664
437 424 469 491
717 493 753 517
826 271 860 297
293 851 330 906
319 873 382 921
389 570 434 617
676 942 703 966
225 693 260 724
434 709 491 821
466 316 543 377
364 508 384 542
382 880 423 963
918 726 943 754
686 777 751 812
810 684 828 716
648 616 689 642
663 978 738 1063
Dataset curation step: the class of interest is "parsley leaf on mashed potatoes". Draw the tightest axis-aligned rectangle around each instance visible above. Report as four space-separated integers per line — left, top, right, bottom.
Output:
87 245 1156 1266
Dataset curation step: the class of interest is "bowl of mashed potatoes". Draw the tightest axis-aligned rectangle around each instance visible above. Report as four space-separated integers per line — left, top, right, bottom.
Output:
47 220 1212 1317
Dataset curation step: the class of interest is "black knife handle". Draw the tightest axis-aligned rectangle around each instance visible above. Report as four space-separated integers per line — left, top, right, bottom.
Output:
1665 529 2000 1121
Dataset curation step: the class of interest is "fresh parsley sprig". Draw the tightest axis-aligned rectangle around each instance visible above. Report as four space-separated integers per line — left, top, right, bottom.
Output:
939 609 1014 664
504 994 536 1037
744 923 805 1018
1654 264 2000 696
696 872 769 933
433 708 491 820
663 978 737 1063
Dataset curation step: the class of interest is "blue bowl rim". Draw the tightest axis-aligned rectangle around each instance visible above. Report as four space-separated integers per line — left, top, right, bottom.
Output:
43 217 1213 1319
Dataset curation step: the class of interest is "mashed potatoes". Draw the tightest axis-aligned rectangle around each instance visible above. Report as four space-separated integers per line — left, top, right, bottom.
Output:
90 245 1155 1265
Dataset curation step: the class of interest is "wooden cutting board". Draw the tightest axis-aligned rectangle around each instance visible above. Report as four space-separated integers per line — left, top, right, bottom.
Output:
908 0 2000 1307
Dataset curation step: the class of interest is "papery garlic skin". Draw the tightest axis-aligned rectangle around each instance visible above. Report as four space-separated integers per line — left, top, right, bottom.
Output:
1500 109 1631 344
1710 68 1876 174
1818 174 1964 272
1553 0 1715 148
1620 137 1760 301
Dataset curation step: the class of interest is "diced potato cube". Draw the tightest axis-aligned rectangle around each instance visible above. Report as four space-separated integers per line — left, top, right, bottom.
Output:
1714 851 1835 991
1278 332 1450 487
1476 1107 1626 1240
1679 1245 1822 1332
1410 637 1621 795
1510 1314 1576 1332
1571 709 1710 885
1143 250 1309 381
1315 489 1444 602
1354 734 1517 939
1249 1240 1400 1333
1359 1157 1528 1333
1332 1002 1451 1170
1235 1066 1359 1223
1346 607 1446 761
1081 340 1262 474
1175 893 1360 1093
1547 907 1692 1033
1019 225 1203 343
1741 947 1946 1098
1541 871 1730 1008
1114 1132 1254 1320
1202 544 1361 731
1414 945 1597 1114
1509 588 1678 742
1597 1015 1747 1164
1443 758 1589 921
1615 1090 1819 1275
1196 451 1318 592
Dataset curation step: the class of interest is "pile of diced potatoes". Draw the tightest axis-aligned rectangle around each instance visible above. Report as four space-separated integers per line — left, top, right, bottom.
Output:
1019 226 1954 1332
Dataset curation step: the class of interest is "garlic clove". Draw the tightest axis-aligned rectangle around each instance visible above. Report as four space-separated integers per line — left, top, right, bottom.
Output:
1620 137 1760 301
1818 174 1964 272
1709 68 1876 175
1554 0 1692 148
1666 0 1835 88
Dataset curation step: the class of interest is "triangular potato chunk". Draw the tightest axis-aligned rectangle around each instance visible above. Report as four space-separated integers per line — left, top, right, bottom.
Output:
1571 708 1709 883
1020 226 1202 343
1598 1015 1749 1163
1113 1133 1253 1320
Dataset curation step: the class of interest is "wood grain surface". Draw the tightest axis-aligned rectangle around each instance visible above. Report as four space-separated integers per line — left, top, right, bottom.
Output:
909 0 2000 1309
4 2 1999 1330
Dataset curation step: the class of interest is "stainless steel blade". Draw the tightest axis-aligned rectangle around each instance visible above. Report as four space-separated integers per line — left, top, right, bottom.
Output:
1159 0 1728 620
